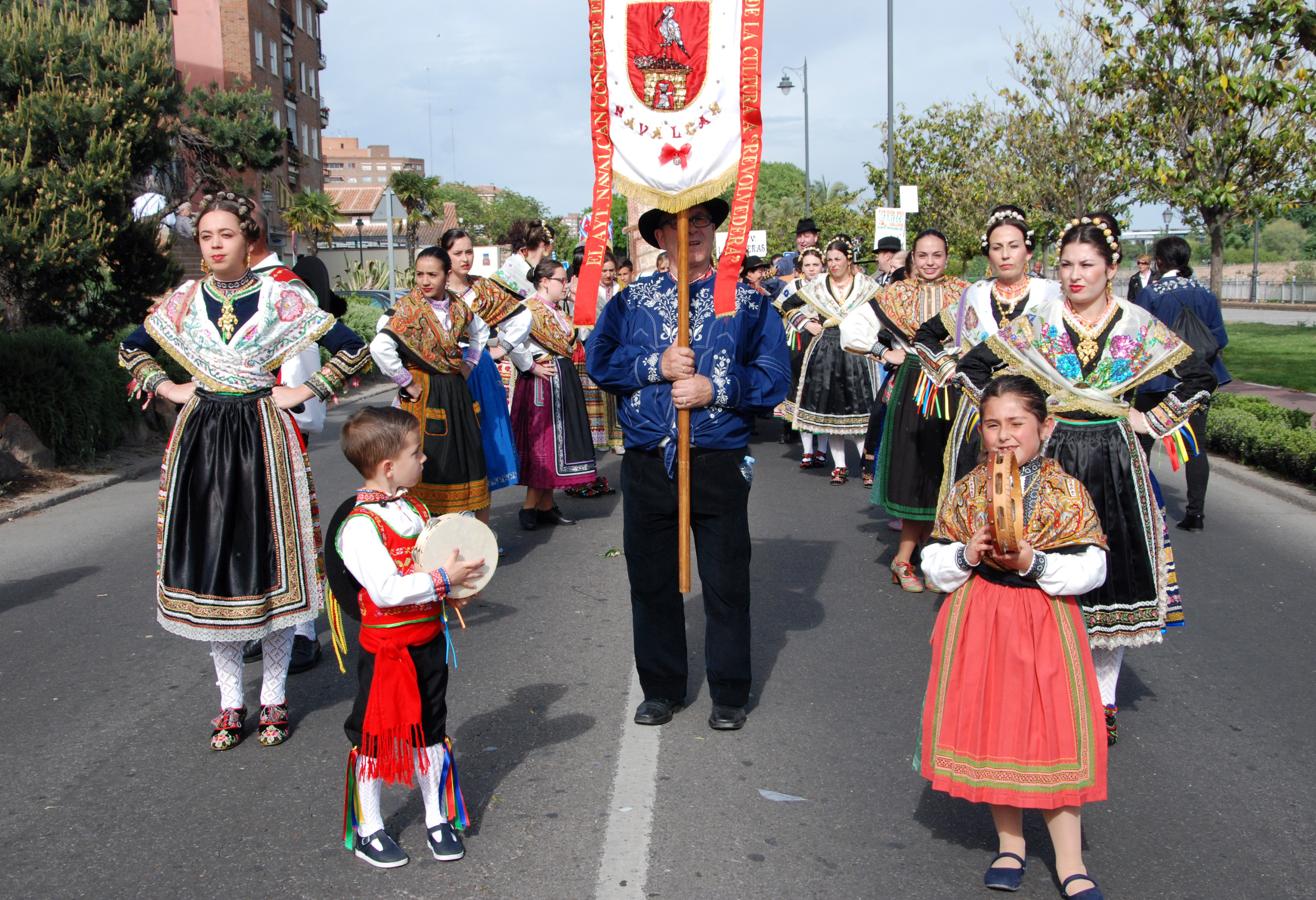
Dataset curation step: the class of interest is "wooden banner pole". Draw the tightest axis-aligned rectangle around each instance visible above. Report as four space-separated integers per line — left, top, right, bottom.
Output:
676 208 692 593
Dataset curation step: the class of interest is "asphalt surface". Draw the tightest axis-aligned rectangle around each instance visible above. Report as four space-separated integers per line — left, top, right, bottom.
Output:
1222 306 1316 326
2 397 1313 899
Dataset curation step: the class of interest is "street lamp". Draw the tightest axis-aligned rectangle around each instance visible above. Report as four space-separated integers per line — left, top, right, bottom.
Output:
1162 208 1172 234
354 217 365 266
778 59 810 215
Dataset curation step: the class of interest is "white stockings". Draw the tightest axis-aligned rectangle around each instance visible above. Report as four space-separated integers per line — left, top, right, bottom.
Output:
1091 645 1125 707
208 627 296 710
356 743 451 837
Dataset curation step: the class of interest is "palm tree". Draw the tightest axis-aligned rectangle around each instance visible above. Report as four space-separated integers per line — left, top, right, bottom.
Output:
388 171 442 265
283 189 340 255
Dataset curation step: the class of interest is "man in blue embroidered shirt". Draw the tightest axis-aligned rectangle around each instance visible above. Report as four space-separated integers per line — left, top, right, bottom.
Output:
586 199 791 732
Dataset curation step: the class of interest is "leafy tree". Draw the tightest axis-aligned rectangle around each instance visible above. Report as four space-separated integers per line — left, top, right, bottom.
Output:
1260 219 1308 258
282 189 339 255
1001 5 1131 244
0 0 181 336
174 80 285 194
388 170 442 266
1083 0 1316 293
867 100 1011 265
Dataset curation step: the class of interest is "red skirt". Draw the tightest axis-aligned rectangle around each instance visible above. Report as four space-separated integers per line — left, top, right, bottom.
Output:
919 577 1107 809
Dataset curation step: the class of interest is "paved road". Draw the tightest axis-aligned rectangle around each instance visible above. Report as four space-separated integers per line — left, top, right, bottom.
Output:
3 397 1313 899
1222 306 1316 326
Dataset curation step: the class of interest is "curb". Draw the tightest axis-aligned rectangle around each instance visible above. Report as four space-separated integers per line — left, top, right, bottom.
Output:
0 382 397 525
1207 452 1316 514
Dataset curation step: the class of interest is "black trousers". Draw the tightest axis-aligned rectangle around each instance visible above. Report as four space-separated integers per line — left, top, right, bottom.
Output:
1135 391 1211 517
621 447 753 707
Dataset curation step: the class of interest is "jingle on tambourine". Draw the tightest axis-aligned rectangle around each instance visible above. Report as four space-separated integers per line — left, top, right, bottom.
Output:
986 450 1024 555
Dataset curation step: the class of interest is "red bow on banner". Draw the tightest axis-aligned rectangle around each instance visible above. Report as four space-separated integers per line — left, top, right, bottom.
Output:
658 143 692 169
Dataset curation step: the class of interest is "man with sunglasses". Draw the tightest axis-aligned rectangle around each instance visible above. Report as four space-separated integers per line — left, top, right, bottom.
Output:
586 199 791 732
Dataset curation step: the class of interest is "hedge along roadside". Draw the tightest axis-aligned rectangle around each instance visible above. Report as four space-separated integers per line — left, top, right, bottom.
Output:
1204 392 1316 487
0 328 141 466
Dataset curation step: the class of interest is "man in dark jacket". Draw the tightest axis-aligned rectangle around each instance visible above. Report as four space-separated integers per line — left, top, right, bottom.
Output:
1133 236 1230 532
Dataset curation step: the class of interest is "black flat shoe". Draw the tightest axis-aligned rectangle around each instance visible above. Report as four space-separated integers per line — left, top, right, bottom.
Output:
538 505 576 526
634 698 682 726
1059 873 1103 899
288 635 321 674
983 851 1026 891
1176 513 1204 532
707 704 747 731
518 508 539 531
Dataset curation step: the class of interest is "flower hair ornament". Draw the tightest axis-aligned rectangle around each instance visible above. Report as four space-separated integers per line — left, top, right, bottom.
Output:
828 234 858 260
1055 216 1121 264
979 208 1035 253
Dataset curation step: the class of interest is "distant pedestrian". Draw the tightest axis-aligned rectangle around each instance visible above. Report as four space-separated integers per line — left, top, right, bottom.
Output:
1127 253 1154 302
1133 235 1230 532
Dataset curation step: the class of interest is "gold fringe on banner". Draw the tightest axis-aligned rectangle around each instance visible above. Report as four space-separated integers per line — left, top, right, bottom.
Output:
613 166 738 215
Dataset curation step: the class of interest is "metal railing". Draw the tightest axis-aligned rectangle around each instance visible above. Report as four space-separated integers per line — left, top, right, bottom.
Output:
1114 275 1316 305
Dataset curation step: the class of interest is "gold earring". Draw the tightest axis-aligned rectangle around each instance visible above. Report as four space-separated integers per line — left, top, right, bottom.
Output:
201 258 211 276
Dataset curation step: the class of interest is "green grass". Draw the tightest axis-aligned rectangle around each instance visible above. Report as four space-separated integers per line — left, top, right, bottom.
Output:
1221 324 1316 392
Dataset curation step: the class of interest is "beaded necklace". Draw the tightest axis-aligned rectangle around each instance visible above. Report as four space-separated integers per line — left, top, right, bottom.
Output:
1062 297 1119 366
990 277 1030 319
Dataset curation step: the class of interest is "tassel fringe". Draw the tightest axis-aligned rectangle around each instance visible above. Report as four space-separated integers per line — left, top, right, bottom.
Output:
342 747 361 851
440 737 471 830
327 589 349 675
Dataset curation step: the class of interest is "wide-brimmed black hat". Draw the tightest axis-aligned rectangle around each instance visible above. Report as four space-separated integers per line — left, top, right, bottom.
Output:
740 255 769 277
875 235 903 252
638 198 730 249
795 217 819 235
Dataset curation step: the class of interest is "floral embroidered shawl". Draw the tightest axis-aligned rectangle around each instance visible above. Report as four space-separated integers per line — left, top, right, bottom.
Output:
145 276 332 392
986 296 1193 417
793 272 883 327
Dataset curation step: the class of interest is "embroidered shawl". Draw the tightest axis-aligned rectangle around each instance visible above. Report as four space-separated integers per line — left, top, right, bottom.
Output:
468 274 524 328
526 297 576 359
942 277 1061 353
381 290 472 375
986 296 1193 417
793 272 882 327
878 275 969 346
933 457 1107 553
145 276 333 392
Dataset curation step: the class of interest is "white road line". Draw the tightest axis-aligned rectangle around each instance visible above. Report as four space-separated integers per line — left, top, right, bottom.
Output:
593 669 661 899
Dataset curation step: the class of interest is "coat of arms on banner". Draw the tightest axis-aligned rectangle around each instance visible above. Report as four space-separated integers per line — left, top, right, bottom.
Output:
627 3 709 112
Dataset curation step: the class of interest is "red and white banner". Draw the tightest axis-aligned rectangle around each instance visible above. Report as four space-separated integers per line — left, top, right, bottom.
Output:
575 0 764 325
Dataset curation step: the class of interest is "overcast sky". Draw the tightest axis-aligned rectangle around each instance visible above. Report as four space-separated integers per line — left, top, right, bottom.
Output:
319 1 1169 230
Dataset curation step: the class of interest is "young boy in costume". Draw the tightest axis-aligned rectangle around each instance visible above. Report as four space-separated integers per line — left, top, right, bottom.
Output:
326 406 485 868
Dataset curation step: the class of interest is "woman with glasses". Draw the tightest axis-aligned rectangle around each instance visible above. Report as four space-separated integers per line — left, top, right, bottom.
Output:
509 259 597 529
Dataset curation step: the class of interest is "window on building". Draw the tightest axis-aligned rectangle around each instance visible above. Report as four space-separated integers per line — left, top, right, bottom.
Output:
312 11 319 39
253 29 264 68
348 178 358 184
392 164 402 171
272 108 280 129
299 61 306 94
303 3 312 32
269 38 277 73
295 0 303 29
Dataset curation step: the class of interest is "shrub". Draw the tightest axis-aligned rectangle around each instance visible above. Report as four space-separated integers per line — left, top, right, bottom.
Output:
0 328 137 464
1204 393 1316 486
341 300 384 347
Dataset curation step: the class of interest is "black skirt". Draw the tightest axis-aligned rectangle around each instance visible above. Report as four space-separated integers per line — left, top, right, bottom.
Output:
1047 417 1166 646
873 359 958 520
344 640 449 746
791 326 875 434
157 388 321 641
401 370 490 514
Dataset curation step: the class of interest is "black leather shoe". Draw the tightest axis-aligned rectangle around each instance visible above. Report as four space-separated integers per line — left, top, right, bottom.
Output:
538 505 576 526
634 698 682 726
518 508 539 531
288 635 322 675
1176 514 1204 532
242 640 262 662
708 704 747 731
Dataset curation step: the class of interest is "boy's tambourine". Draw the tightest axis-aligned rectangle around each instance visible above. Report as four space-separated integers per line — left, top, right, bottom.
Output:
412 513 497 599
